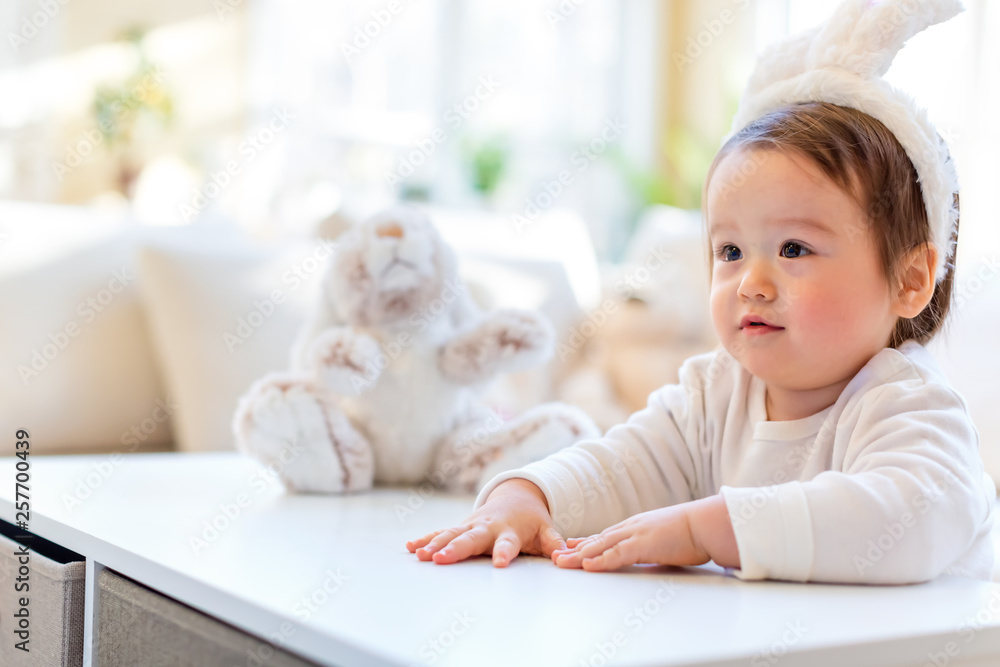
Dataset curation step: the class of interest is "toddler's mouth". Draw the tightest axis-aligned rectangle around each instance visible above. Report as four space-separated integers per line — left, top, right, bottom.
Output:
742 323 784 336
739 314 784 329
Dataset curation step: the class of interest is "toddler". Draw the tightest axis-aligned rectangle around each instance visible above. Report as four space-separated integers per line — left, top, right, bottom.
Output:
406 0 996 584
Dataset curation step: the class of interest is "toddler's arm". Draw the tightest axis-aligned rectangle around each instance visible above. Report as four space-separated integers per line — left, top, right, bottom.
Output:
551 494 741 571
723 382 994 584
473 378 709 540
409 355 714 569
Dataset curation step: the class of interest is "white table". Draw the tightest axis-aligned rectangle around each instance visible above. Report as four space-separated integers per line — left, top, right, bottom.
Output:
2 452 1000 667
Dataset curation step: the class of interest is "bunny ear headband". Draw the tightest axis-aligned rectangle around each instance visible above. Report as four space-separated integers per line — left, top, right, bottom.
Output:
728 0 964 284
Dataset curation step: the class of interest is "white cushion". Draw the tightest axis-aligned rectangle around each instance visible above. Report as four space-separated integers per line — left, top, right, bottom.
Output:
0 232 171 453
136 227 328 452
421 204 602 311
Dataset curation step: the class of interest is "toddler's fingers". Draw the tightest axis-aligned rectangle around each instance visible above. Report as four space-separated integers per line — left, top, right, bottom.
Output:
538 527 567 558
491 531 522 568
553 536 590 562
405 529 447 552
431 527 490 565
554 549 585 569
583 539 635 572
415 526 467 561
576 529 628 559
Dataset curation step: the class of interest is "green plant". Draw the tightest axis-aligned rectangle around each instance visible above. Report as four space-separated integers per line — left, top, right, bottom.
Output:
91 27 174 195
616 90 741 212
462 135 510 197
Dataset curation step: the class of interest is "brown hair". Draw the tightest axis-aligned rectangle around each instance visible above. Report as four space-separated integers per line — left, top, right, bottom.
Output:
703 101 958 348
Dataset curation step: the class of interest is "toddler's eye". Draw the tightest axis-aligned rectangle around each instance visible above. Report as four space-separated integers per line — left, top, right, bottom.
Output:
781 242 810 259
716 244 742 262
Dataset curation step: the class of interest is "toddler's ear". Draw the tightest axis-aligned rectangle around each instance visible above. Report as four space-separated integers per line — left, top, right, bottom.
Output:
891 242 938 319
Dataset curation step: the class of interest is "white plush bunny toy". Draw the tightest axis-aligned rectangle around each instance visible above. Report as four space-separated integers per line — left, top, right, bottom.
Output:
233 205 600 494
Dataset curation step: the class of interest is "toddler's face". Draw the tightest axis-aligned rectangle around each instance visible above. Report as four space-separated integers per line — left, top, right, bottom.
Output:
706 148 897 392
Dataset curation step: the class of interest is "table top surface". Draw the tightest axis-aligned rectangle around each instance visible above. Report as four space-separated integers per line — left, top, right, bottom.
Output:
2 452 1000 667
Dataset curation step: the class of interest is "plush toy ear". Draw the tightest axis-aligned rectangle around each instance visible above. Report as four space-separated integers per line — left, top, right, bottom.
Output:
807 0 964 79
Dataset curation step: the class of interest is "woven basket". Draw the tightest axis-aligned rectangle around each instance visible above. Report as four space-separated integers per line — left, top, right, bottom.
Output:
0 520 85 667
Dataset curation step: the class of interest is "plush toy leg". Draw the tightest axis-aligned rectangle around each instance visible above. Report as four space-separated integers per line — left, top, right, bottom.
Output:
429 415 504 493
433 403 601 493
232 372 375 493
475 403 600 491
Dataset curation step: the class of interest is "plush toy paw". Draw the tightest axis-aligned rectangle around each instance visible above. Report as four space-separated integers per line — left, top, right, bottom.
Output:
474 403 601 490
306 327 383 396
439 309 555 385
233 372 375 493
427 411 505 493
430 403 600 493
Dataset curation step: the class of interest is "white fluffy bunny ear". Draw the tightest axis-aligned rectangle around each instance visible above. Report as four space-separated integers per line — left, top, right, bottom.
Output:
728 0 965 286
741 25 820 100
806 0 964 78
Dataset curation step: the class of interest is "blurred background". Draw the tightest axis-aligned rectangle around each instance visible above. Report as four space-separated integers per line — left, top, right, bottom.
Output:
1 0 999 479
1 0 994 254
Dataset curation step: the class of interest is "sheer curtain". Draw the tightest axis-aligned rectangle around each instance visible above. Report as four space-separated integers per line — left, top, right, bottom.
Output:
243 0 657 257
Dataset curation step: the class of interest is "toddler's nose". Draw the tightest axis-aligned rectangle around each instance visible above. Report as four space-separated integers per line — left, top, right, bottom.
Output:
738 260 776 301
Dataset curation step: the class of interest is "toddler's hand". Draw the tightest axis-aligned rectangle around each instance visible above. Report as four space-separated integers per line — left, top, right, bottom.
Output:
551 503 709 571
405 478 566 568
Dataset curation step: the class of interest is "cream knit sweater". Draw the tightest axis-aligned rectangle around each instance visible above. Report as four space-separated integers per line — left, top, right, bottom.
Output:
474 340 996 584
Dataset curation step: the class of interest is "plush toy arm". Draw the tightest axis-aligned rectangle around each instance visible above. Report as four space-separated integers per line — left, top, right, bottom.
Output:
291 289 345 372
305 326 384 396
439 309 554 385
